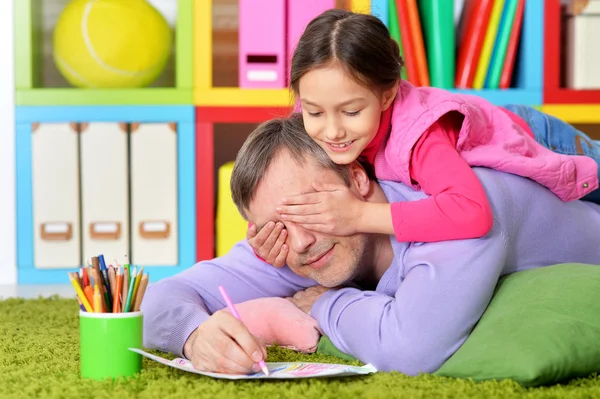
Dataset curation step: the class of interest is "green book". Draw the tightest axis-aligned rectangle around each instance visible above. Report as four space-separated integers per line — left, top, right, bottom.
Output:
388 0 408 80
418 0 455 88
485 0 519 89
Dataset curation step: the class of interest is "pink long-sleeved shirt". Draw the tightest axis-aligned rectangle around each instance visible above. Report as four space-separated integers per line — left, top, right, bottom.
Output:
360 106 535 242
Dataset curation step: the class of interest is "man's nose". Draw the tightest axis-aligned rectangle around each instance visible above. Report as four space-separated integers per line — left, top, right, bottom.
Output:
286 223 316 254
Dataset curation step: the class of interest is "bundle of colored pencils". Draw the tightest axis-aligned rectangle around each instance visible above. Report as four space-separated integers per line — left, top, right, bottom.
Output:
68 254 149 313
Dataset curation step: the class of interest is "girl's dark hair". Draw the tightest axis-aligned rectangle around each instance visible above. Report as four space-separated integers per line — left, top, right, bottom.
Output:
290 9 404 95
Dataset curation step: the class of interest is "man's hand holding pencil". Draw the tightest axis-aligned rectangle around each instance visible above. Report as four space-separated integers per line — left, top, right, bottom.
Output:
183 298 268 375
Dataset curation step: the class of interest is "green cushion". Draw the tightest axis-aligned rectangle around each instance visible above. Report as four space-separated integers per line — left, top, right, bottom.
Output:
317 263 600 386
317 335 358 362
435 263 600 386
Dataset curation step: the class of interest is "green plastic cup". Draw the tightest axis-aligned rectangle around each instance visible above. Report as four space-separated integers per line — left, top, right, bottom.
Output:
79 310 143 380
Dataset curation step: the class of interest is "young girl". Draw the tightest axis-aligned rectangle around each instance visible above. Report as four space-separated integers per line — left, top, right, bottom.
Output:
247 9 600 267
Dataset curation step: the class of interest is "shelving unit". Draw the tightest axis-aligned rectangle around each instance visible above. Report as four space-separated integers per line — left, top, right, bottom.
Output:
9 0 600 282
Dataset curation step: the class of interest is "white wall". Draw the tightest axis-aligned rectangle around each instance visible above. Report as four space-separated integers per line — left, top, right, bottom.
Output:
0 0 16 285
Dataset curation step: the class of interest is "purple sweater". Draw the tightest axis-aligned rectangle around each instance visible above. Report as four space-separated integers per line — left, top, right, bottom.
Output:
141 168 600 375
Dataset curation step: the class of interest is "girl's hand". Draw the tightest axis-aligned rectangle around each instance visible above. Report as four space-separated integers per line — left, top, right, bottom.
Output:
246 222 288 268
276 182 365 236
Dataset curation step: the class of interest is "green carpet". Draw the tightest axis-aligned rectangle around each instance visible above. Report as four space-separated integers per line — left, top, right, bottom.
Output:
3 296 600 399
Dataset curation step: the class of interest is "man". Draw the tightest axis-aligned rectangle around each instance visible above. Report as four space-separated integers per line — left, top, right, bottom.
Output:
142 114 600 376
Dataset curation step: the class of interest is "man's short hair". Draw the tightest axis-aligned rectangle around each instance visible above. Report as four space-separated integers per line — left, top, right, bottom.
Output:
230 113 352 219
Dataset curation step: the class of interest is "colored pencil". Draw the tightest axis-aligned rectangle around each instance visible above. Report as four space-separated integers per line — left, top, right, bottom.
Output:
84 285 94 309
91 257 110 310
68 256 148 313
218 285 269 376
93 284 103 313
122 270 129 312
132 273 149 312
68 272 93 312
123 267 138 313
82 266 89 287
98 255 113 309
113 268 123 313
131 266 144 308
108 266 116 306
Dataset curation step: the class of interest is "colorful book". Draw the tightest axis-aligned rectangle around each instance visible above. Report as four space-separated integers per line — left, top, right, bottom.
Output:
499 0 525 89
485 0 519 89
404 0 430 86
388 0 407 80
473 0 505 89
419 0 455 88
455 0 494 88
396 0 418 84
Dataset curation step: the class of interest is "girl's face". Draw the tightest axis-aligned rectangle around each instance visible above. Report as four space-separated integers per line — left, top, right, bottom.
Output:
298 63 397 165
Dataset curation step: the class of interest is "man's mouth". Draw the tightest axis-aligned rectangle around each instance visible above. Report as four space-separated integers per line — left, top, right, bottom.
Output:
305 246 334 269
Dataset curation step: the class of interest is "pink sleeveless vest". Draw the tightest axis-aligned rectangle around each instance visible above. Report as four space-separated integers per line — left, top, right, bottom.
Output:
373 81 598 201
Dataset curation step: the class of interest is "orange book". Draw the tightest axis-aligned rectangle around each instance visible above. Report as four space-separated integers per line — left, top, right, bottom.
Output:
455 0 494 88
404 0 429 86
396 0 418 84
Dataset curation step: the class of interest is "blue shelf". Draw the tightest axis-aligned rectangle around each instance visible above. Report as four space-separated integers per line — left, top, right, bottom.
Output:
16 105 196 284
450 89 542 106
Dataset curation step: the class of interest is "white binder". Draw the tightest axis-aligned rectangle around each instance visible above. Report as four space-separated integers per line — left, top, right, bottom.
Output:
79 122 130 264
130 122 178 266
31 122 81 268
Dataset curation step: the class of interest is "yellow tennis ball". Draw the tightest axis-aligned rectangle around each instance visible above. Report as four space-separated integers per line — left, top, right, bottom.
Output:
53 0 172 89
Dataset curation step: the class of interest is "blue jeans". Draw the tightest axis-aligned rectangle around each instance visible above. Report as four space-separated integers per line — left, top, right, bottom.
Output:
502 104 600 204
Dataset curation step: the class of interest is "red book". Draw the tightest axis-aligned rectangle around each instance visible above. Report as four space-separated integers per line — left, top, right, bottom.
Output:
499 0 525 89
455 0 494 88
396 0 419 84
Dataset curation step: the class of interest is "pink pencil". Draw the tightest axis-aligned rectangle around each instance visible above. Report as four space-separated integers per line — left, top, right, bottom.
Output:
218 285 269 376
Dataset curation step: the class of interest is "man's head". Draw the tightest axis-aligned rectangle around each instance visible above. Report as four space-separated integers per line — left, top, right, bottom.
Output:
231 113 377 287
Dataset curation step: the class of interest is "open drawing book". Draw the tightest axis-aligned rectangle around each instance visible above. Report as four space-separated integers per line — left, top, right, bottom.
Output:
130 348 377 380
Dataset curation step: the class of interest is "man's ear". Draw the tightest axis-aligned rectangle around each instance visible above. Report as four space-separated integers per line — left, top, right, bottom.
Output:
381 81 399 111
348 162 371 197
